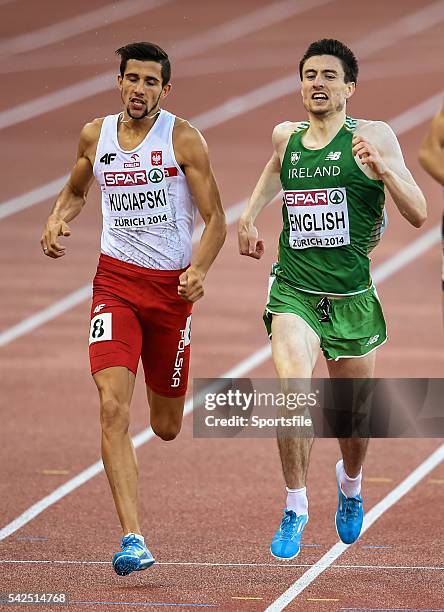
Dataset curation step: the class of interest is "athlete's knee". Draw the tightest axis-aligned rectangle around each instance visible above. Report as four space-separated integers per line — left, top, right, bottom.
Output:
99 396 130 435
151 419 181 441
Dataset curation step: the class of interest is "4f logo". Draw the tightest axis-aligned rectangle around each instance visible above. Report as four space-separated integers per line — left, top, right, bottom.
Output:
100 153 117 165
325 151 341 161
291 151 301 165
151 150 162 166
93 303 106 314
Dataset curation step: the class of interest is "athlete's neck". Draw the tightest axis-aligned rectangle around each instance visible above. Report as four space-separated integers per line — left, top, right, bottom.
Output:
118 109 160 133
303 111 346 150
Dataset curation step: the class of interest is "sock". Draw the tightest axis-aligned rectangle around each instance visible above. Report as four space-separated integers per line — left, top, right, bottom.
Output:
286 486 308 517
337 459 362 498
124 532 144 543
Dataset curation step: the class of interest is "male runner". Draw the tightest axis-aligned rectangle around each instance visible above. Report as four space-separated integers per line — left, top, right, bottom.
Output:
238 39 426 558
41 42 226 575
418 102 444 324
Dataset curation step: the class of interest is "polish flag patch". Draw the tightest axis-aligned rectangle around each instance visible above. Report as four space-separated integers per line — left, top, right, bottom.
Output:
151 151 162 166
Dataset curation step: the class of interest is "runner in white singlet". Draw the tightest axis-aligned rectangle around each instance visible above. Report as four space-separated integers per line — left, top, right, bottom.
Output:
40 42 226 576
94 109 196 269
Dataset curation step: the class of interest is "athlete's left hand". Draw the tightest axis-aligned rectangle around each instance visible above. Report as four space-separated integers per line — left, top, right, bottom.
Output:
178 266 205 302
352 135 388 178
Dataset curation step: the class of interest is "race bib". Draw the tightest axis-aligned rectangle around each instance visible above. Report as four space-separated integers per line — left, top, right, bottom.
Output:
284 187 350 249
89 312 112 345
105 180 173 229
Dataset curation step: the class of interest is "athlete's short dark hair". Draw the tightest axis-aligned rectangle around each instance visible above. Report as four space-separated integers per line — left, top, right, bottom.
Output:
115 42 171 86
299 39 358 84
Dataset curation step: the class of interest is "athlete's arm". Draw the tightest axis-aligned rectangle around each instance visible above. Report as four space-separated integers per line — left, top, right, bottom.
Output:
352 121 427 228
418 103 444 185
174 122 226 303
40 121 98 258
238 123 289 259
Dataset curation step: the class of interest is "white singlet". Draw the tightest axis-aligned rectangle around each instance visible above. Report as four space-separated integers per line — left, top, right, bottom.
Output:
93 110 196 269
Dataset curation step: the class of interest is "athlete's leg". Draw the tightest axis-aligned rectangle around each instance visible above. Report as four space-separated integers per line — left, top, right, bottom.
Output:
327 350 376 544
327 350 376 476
269 313 320 559
271 313 321 489
94 366 140 535
147 387 185 441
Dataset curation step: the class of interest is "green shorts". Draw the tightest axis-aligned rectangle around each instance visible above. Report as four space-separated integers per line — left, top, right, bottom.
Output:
264 269 387 361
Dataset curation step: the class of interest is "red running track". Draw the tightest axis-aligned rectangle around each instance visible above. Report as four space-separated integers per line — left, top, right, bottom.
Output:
1 0 443 610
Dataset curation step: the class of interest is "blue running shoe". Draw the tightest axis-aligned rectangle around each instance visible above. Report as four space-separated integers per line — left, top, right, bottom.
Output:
112 533 155 576
335 464 364 544
270 510 308 560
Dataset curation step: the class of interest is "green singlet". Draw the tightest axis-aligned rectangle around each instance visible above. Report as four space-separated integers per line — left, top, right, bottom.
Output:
277 116 385 295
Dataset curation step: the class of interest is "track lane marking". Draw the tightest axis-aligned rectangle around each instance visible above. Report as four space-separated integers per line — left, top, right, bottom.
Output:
0 0 442 133
1 560 443 571
0 0 335 131
0 0 171 56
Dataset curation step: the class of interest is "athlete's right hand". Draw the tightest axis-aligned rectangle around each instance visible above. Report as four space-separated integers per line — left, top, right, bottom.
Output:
238 217 265 259
40 216 71 258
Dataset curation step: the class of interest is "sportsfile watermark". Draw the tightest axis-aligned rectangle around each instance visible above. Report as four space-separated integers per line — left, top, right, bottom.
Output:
192 378 444 438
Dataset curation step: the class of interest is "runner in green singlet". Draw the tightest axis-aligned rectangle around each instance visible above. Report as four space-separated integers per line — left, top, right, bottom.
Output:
238 39 427 558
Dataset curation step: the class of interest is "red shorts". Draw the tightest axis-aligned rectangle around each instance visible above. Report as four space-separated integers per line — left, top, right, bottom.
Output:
89 254 192 397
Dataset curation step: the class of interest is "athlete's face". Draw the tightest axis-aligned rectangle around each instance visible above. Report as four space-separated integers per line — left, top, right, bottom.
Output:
300 55 355 117
118 59 171 120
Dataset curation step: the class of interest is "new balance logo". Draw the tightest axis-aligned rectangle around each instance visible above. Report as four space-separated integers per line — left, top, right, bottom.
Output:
325 151 341 161
366 334 380 346
93 303 106 314
100 153 117 165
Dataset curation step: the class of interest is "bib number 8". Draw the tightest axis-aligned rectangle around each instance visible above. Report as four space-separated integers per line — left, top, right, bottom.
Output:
89 312 112 345
92 318 105 339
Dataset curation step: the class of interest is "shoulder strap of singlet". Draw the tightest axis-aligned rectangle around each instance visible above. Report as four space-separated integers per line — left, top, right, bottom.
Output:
151 109 175 141
293 120 310 133
344 116 358 133
94 114 118 168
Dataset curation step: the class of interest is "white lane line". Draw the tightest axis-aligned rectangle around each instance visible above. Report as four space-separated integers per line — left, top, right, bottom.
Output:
167 0 334 60
0 0 171 56
0 227 441 539
0 174 68 221
0 285 92 347
265 444 444 611
1 560 443 571
373 225 441 284
352 0 444 57
390 91 444 134
0 0 334 131
0 90 440 345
